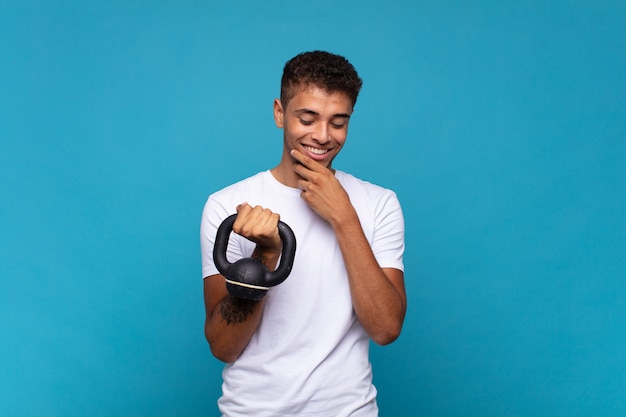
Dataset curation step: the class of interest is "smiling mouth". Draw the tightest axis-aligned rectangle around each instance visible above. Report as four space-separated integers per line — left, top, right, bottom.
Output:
303 145 330 155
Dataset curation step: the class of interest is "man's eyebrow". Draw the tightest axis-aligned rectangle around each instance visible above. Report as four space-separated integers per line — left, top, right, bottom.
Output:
294 108 319 116
294 108 351 119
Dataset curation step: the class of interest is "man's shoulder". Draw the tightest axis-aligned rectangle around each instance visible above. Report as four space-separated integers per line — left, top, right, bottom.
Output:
210 170 270 199
335 170 396 197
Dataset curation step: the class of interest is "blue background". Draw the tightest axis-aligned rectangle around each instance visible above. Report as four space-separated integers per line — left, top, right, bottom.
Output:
1 1 625 416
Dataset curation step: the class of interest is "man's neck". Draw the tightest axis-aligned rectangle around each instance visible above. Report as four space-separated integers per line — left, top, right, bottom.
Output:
270 161 299 189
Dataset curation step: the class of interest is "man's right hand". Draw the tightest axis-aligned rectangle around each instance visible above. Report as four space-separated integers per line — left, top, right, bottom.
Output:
233 203 283 260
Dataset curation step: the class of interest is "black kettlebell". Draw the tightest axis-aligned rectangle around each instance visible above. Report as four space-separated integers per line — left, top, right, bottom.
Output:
213 214 297 300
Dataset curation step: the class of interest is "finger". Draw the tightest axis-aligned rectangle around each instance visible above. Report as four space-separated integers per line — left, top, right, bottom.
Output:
233 204 260 235
244 206 278 237
258 210 280 236
291 149 325 172
246 205 265 229
293 162 314 181
296 177 308 191
234 203 252 228
236 202 250 214
252 207 271 229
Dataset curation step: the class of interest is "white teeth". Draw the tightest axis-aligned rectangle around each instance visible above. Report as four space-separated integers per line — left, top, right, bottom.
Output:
304 146 328 155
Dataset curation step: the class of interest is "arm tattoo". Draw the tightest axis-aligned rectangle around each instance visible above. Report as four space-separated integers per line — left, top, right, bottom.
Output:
219 295 257 325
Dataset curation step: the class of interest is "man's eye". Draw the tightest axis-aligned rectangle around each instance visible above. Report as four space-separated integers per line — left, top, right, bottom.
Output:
330 121 347 129
299 119 314 126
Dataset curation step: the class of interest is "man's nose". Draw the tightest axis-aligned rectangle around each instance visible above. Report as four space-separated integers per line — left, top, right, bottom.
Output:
312 123 330 143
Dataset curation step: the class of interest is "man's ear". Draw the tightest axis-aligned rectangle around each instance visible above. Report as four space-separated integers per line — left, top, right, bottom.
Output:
273 99 284 128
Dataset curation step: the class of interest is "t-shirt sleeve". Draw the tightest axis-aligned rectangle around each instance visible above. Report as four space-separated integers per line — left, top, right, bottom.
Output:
200 196 244 279
372 191 405 272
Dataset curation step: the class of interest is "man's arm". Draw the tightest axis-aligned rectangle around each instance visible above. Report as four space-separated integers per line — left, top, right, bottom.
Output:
291 150 407 345
203 203 283 362
203 275 265 363
332 214 406 345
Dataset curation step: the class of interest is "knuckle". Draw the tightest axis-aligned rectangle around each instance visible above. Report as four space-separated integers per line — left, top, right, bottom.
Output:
232 223 244 235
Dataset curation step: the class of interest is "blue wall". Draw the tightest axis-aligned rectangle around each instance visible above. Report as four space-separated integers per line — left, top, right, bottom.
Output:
1 1 624 416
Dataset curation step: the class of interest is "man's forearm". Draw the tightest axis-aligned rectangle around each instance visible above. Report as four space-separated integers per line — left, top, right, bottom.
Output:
204 243 280 363
205 292 265 363
332 211 406 345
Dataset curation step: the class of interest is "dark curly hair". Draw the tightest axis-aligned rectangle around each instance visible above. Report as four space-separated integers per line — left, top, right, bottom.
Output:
280 51 363 109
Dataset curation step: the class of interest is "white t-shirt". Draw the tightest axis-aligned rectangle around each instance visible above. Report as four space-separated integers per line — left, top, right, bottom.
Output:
200 170 405 417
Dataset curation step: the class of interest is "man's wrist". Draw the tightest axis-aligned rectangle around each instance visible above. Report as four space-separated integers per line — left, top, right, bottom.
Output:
252 247 282 271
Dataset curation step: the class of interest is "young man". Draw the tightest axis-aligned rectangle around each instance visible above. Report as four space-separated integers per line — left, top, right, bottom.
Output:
200 51 406 416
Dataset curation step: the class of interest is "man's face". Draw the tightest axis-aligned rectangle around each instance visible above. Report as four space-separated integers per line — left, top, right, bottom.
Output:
274 85 353 169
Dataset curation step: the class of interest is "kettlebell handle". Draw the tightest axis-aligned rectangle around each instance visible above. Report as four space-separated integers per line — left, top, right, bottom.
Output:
213 213 297 298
